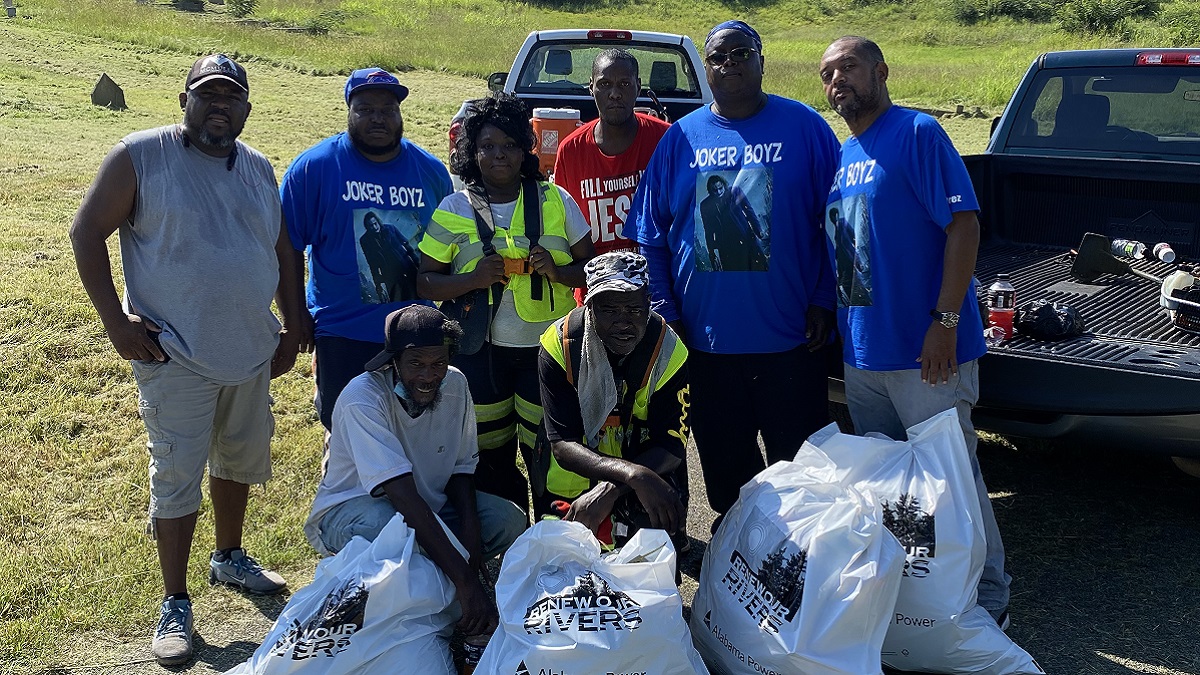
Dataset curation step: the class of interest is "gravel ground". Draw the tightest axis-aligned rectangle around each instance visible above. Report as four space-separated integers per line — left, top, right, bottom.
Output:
45 432 1199 675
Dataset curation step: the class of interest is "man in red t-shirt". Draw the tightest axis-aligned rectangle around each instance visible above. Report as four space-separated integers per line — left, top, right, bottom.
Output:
554 49 671 303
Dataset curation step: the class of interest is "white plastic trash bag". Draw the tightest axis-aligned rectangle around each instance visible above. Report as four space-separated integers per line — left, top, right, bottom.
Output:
691 458 904 675
225 514 459 675
802 408 1044 674
477 519 710 675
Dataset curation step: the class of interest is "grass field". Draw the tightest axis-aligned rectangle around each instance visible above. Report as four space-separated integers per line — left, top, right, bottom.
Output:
9 0 1146 110
1 1 1198 672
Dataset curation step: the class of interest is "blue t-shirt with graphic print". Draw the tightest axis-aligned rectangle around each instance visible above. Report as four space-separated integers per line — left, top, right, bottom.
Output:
281 133 452 342
628 95 839 354
826 105 986 371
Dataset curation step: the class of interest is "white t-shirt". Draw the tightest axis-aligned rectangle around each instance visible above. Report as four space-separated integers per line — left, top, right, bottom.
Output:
438 187 590 348
304 367 479 554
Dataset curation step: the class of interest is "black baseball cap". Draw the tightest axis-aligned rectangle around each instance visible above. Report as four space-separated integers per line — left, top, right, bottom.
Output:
364 305 452 371
186 54 249 93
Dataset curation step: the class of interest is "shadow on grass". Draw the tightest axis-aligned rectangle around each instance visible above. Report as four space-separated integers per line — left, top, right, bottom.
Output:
239 589 291 623
188 633 260 670
970 435 1200 675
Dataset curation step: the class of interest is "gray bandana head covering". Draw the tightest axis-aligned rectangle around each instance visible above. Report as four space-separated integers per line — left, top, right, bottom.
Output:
583 251 649 304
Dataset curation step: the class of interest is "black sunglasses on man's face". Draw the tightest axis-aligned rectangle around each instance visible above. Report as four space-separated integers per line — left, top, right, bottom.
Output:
705 47 759 67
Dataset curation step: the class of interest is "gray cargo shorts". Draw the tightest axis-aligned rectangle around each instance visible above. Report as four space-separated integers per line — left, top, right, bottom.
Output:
132 359 274 531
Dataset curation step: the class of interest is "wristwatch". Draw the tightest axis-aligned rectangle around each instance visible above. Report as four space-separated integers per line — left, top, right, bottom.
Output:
930 309 960 329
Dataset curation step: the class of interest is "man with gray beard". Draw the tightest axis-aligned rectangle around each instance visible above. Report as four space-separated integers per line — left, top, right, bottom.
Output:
70 54 306 665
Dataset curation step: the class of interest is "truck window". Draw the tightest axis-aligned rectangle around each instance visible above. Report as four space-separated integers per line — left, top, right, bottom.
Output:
515 41 702 99
1008 67 1200 158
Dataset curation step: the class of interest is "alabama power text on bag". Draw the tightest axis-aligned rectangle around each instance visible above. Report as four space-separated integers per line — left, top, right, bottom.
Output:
477 520 710 675
225 514 460 675
691 459 905 675
802 409 1044 675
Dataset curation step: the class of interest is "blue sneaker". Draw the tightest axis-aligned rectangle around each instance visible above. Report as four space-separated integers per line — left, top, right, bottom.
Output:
209 548 286 595
151 597 193 665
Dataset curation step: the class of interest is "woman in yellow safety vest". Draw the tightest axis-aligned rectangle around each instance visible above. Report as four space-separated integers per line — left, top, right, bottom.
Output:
417 92 595 514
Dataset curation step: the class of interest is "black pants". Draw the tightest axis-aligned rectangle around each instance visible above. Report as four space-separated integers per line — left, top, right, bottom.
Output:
689 345 830 516
454 341 541 514
315 335 385 431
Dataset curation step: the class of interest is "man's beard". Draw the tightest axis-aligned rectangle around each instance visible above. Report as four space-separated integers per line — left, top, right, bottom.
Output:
397 383 443 417
350 118 404 157
834 73 881 122
184 102 243 149
198 126 237 150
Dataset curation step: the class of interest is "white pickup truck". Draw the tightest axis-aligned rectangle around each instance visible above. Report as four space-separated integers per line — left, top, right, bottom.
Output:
485 28 714 123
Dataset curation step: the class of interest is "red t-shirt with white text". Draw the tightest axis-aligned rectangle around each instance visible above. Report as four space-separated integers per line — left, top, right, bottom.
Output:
553 113 670 257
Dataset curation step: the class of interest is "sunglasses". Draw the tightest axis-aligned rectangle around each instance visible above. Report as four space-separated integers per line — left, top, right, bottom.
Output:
705 47 759 67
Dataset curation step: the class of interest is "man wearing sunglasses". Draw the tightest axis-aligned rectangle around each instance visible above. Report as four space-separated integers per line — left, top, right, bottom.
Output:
628 21 841 528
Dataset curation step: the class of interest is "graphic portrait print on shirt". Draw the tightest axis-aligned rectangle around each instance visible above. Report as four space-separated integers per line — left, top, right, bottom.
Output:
826 193 873 307
693 168 772 272
354 208 422 304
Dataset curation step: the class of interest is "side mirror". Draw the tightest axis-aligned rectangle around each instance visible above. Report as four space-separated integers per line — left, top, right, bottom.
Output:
990 116 1001 136
487 72 507 93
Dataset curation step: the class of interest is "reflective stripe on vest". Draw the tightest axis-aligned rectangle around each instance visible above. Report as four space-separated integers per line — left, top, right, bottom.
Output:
422 184 575 323
539 310 687 498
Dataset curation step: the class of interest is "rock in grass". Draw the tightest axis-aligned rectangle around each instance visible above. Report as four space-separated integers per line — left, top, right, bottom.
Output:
91 73 127 111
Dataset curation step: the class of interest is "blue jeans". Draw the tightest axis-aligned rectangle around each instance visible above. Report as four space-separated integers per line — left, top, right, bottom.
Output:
317 491 527 560
844 359 1011 615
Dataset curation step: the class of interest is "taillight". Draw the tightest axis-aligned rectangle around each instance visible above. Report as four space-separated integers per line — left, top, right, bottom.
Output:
587 30 632 40
1136 52 1200 65
448 121 462 157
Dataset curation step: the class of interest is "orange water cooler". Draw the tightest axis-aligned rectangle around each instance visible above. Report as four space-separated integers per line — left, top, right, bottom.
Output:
531 107 581 176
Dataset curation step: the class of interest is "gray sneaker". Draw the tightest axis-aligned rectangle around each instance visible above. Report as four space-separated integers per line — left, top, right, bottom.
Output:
151 598 193 666
209 548 287 595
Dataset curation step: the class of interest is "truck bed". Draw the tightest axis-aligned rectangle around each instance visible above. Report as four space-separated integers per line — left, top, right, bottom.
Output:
977 243 1200 379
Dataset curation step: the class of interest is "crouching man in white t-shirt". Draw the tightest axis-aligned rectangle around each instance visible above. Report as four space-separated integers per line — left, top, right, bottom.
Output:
304 304 527 634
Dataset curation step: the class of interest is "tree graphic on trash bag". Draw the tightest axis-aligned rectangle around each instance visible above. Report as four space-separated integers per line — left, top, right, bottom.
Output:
881 493 936 550
756 545 808 621
270 576 369 657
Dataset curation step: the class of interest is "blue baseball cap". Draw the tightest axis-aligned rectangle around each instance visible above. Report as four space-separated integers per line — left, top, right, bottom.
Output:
344 68 409 105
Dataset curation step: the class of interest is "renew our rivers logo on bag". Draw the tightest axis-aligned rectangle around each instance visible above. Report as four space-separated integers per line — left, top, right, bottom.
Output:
268 577 368 660
523 569 643 634
881 493 936 579
718 507 809 634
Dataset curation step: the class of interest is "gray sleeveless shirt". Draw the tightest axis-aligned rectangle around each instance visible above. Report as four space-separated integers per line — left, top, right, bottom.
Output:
120 125 282 384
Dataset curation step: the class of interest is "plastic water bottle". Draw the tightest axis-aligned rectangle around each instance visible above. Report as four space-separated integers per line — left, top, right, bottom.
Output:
1111 238 1147 260
986 273 1016 345
1153 242 1176 263
461 634 491 674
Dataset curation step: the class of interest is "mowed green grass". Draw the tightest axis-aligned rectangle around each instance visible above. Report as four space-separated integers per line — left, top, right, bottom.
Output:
11 0 1156 110
0 21 484 669
0 0 1106 668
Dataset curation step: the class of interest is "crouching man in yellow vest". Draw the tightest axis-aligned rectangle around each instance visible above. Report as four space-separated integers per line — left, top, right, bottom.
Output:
537 251 690 549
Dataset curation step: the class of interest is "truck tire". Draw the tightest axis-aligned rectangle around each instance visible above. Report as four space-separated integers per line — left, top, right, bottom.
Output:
828 401 855 434
1171 456 1200 479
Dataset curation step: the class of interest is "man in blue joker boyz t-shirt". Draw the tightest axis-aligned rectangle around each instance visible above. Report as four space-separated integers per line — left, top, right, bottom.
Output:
281 68 452 429
820 36 1011 623
628 20 839 525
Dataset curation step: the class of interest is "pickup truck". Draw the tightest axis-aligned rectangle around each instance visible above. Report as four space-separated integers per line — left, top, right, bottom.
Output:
960 48 1200 462
484 29 714 122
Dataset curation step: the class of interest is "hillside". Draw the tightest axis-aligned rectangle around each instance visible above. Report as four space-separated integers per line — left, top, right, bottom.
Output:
12 0 1200 109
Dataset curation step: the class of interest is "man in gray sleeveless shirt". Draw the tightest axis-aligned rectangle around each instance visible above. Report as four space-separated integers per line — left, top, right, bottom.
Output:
69 55 307 666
